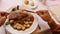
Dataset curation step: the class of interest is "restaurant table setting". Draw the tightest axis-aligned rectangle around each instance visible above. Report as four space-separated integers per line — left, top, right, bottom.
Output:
0 0 60 34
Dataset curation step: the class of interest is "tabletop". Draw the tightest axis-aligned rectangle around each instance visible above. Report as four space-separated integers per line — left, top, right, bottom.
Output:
0 0 52 34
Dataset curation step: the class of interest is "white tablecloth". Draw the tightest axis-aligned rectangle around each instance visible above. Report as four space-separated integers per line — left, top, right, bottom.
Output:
0 0 48 11
0 0 52 34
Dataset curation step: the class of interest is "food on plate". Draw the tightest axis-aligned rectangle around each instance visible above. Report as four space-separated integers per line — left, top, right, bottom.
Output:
11 6 34 13
24 0 34 6
17 5 19 10
12 5 19 11
7 11 34 31
12 8 16 11
24 0 29 5
11 5 27 12
24 0 38 10
0 11 9 26
29 1 34 6
36 10 60 34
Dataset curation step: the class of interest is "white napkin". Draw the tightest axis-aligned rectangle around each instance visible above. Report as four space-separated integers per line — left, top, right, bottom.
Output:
46 0 60 6
46 0 60 24
0 25 6 34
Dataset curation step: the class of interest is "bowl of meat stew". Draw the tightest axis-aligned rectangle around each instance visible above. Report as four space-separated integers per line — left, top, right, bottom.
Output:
5 10 38 34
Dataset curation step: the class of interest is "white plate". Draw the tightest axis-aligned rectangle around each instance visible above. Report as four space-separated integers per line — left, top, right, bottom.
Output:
5 5 50 34
5 13 38 34
22 0 38 10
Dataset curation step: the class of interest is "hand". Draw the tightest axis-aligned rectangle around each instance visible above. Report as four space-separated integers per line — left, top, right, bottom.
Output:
0 11 9 17
36 10 52 23
0 11 9 26
0 16 6 26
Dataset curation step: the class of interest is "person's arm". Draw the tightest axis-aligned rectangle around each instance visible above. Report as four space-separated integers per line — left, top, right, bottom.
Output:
36 10 60 32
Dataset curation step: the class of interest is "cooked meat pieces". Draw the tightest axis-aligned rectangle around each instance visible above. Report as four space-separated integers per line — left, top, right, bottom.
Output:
17 13 28 20
9 12 18 19
9 11 28 20
12 8 16 11
15 20 24 24
8 11 34 30
10 20 14 24
8 11 28 24
22 15 34 21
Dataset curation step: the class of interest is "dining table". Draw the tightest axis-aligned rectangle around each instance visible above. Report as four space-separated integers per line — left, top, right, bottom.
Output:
0 0 53 34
